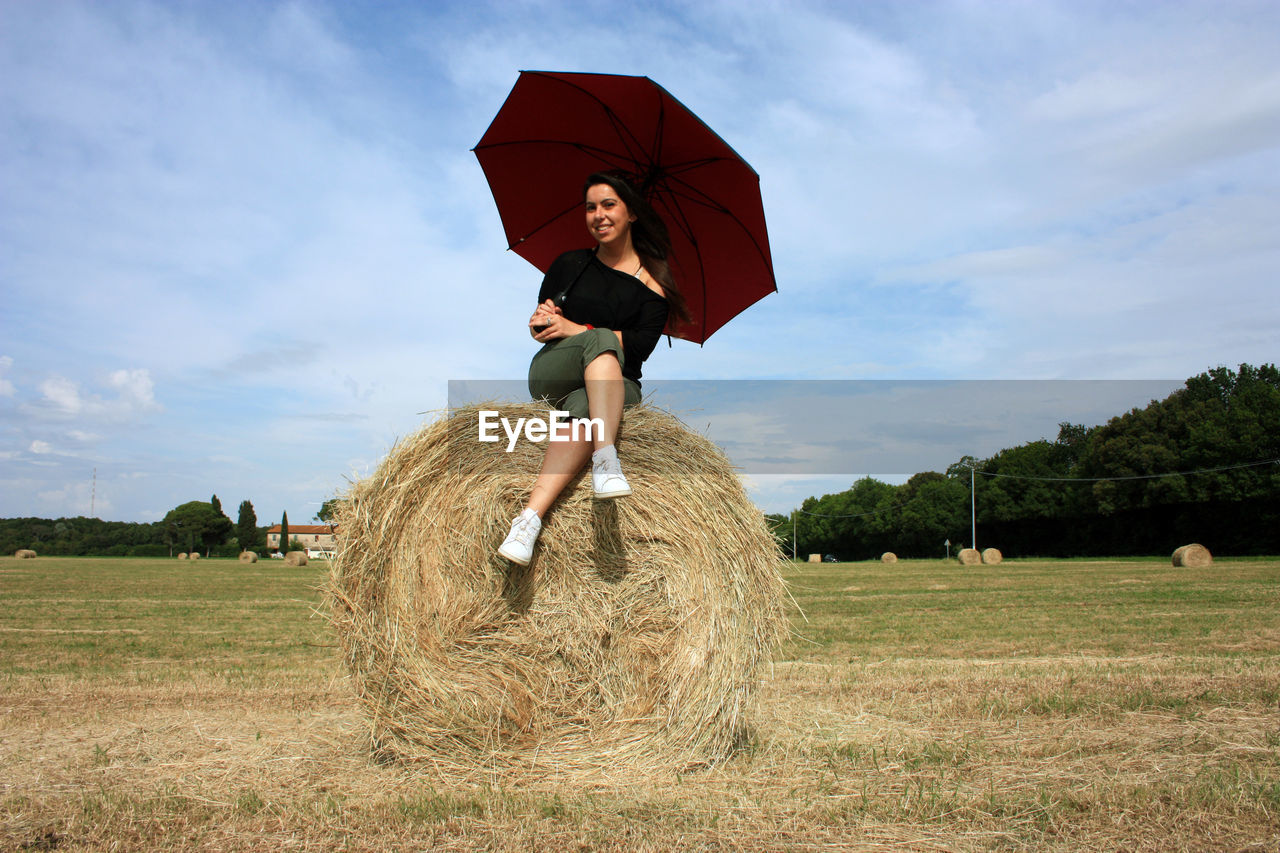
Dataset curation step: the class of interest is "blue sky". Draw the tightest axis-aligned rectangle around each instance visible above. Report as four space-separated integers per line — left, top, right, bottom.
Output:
2 0 1278 524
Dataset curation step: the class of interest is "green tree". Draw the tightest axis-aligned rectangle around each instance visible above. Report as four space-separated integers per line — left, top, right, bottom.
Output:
236 500 258 553
163 500 233 557
279 511 289 555
764 513 792 557
894 474 969 556
316 498 343 524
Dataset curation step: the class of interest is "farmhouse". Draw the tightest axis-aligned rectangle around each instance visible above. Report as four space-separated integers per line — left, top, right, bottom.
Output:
267 524 337 554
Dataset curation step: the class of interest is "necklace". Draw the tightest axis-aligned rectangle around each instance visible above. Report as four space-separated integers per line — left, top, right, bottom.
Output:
594 246 643 278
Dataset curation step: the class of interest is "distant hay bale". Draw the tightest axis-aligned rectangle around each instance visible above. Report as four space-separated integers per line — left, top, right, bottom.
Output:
188 552 201 561
284 551 308 567
807 553 822 563
326 402 787 778
1172 543 1212 568
982 548 1003 565
14 549 36 559
881 552 897 564
239 551 259 563
177 552 188 560
958 548 981 566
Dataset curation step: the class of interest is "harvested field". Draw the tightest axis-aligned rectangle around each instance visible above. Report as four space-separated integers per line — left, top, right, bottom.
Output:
1 554 1278 851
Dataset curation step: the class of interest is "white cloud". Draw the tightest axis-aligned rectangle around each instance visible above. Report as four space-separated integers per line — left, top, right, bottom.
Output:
107 368 159 411
29 369 162 421
0 355 14 397
39 377 83 415
2 0 1278 522
29 440 53 454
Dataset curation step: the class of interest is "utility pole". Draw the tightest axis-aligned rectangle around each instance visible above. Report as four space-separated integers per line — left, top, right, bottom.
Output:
970 465 976 550
91 467 97 518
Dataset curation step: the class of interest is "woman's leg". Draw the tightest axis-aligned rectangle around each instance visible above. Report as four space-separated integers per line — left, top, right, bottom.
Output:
583 351 624 449
582 352 631 498
527 351 623 514
526 434 593 516
501 336 628 564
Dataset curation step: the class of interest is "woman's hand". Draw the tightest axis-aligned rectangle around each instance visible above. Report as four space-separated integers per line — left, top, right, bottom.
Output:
529 299 585 342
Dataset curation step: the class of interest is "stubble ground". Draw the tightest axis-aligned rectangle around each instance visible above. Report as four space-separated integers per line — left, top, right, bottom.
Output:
1 555 1277 851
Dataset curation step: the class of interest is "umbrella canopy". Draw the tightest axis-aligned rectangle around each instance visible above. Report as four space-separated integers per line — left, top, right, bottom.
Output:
473 70 777 344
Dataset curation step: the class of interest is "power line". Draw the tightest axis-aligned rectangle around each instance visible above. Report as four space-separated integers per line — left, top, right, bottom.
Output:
796 505 895 520
973 456 1280 483
791 457 1280 516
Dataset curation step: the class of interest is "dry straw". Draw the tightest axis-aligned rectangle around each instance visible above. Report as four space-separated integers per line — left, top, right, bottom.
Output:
881 552 897 564
188 552 201 561
807 553 822 563
284 551 308 567
1172 543 1212 568
14 549 36 559
958 548 981 566
239 551 259 563
177 553 188 561
982 547 1003 565
326 402 787 778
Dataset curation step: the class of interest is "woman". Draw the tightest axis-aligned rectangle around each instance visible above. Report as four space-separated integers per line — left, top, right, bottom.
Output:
498 172 691 565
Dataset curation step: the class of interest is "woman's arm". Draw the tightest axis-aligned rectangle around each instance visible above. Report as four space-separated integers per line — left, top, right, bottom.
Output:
619 297 670 364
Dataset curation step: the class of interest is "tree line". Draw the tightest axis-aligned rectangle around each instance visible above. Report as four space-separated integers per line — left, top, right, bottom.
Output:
0 496 326 557
770 364 1280 559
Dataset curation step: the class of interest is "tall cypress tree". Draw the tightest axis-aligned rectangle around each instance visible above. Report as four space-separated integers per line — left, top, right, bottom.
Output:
279 510 289 555
236 500 258 553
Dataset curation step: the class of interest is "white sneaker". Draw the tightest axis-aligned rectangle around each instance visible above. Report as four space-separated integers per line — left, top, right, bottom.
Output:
497 508 541 565
592 454 632 498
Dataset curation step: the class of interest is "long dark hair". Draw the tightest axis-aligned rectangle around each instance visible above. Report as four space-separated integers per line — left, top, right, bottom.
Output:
583 171 692 327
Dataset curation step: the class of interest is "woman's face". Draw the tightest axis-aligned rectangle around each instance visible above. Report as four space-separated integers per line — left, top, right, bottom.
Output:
584 183 636 248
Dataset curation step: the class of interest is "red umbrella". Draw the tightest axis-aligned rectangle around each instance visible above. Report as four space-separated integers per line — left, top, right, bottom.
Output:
473 70 777 345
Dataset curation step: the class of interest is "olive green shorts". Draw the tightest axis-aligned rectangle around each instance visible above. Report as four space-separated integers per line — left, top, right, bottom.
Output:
528 328 641 419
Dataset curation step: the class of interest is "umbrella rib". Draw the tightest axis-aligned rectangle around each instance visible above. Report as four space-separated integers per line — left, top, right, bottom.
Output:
653 178 776 282
646 186 708 343
515 72 660 174
505 197 585 251
474 138 659 191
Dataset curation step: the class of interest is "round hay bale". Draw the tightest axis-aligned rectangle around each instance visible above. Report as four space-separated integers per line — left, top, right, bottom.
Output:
1172 543 1212 568
284 551 308 567
188 552 201 561
957 548 981 566
239 551 259 563
177 552 188 560
326 402 787 777
981 547 1003 565
880 552 897 564
14 549 36 559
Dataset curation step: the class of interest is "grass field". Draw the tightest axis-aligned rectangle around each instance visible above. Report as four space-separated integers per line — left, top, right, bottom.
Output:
1 555 1277 851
